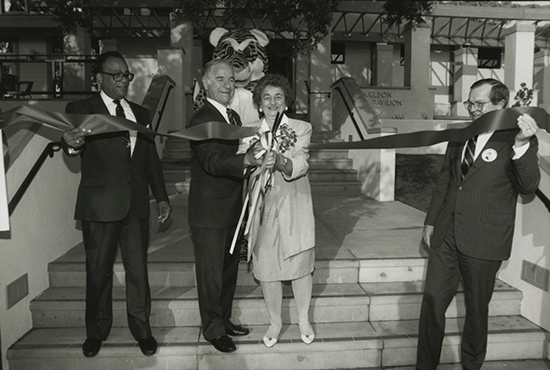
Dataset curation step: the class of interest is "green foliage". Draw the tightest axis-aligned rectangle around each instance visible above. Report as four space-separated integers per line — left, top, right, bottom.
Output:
38 0 93 35
382 0 433 29
395 153 443 212
513 82 534 107
173 0 340 55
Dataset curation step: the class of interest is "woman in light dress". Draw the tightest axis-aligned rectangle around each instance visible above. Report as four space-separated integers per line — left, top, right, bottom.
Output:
239 74 316 348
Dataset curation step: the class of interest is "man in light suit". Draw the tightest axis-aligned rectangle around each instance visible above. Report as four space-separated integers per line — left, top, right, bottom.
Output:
188 59 264 353
415 78 541 370
61 51 172 358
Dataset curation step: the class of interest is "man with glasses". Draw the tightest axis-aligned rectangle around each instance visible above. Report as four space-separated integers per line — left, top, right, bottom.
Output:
60 51 172 358
415 78 541 370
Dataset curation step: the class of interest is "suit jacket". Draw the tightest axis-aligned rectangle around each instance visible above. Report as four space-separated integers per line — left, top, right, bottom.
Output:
187 100 246 229
64 94 169 222
425 129 540 261
240 117 315 259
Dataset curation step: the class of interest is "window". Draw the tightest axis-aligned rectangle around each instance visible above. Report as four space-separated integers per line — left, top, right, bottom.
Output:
331 41 345 64
477 47 502 69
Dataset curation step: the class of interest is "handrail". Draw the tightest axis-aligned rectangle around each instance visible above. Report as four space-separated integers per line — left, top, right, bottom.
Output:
333 85 365 140
8 141 61 215
141 74 176 132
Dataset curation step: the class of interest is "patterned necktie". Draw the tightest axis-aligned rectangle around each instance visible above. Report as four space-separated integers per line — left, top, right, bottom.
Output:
113 99 130 152
461 135 477 181
226 107 238 126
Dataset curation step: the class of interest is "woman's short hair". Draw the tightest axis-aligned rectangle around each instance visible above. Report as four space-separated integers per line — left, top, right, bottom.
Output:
470 78 510 108
252 74 295 109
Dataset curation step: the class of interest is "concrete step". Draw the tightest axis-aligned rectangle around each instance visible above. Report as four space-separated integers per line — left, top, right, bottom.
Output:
308 158 354 170
309 148 349 159
30 280 521 329
162 168 358 183
47 259 363 289
8 316 546 370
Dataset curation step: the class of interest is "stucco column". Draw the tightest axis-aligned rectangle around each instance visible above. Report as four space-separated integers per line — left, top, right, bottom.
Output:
309 34 332 131
452 47 478 116
534 49 550 109
504 22 536 96
156 15 193 132
404 21 431 90
295 52 309 115
402 20 434 118
63 27 92 95
373 43 394 87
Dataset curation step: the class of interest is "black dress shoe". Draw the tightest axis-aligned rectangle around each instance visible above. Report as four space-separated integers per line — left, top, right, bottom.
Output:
137 336 158 356
226 324 250 336
209 335 236 353
82 338 102 358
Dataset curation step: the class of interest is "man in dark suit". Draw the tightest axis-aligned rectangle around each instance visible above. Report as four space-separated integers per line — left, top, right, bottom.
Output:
415 78 541 370
188 59 263 353
61 51 172 358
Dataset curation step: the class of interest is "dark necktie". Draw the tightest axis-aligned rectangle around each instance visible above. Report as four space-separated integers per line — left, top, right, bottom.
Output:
113 99 130 152
226 108 239 126
461 135 477 181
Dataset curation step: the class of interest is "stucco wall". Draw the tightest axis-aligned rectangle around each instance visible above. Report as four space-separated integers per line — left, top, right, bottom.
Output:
498 131 550 332
0 100 82 369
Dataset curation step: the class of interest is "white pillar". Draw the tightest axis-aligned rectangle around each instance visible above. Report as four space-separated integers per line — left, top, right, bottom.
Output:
309 35 332 131
452 47 478 116
504 22 536 94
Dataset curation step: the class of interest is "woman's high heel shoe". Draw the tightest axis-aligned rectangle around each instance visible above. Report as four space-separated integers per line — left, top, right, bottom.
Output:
299 322 315 344
263 335 278 348
301 332 315 344
263 324 281 348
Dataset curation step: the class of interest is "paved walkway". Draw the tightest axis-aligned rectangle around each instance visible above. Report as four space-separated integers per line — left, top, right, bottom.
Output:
147 192 429 263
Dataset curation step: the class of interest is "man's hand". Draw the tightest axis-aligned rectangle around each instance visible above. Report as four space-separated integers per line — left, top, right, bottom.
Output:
63 127 92 149
422 225 434 249
515 113 539 147
157 201 172 223
244 140 268 167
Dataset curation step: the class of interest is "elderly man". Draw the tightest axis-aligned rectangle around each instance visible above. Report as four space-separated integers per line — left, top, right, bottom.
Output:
187 59 264 353
61 51 171 358
415 78 541 370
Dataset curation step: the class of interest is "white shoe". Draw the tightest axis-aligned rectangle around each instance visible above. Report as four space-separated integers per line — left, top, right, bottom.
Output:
263 335 278 348
299 322 315 344
301 333 315 344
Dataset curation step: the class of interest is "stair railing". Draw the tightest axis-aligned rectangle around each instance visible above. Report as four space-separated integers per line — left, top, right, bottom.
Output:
141 75 176 132
331 77 397 141
8 141 60 215
7 75 176 215
333 85 365 140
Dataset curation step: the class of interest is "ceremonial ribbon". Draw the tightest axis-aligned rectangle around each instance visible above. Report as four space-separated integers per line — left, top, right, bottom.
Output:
310 106 549 150
0 105 257 143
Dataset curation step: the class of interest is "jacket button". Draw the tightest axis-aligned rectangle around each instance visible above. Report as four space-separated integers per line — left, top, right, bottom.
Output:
459 186 463 190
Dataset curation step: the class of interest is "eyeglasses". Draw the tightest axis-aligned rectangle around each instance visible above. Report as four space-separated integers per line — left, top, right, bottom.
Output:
463 100 492 111
100 71 135 82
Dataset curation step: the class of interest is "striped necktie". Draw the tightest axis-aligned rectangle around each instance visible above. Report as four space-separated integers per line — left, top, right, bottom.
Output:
226 108 238 126
113 99 130 152
461 135 477 181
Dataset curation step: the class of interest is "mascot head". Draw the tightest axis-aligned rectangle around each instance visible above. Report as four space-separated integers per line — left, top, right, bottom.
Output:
209 27 270 91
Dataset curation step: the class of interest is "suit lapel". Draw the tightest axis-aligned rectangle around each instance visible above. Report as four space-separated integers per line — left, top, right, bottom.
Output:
91 94 132 159
462 130 515 181
449 141 463 184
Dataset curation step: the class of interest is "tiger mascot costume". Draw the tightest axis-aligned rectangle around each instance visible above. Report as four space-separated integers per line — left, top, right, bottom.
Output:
194 27 270 124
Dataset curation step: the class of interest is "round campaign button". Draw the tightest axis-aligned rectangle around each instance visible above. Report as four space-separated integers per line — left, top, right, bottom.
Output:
481 148 497 162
